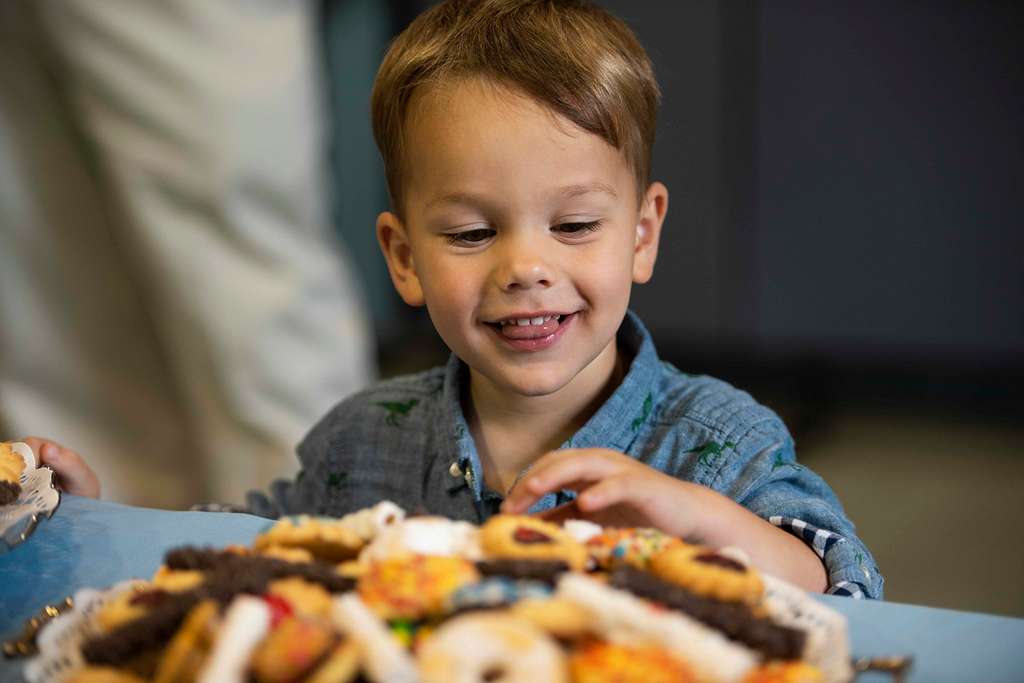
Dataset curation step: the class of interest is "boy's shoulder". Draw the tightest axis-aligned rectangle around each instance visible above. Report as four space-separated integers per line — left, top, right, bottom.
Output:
317 365 448 431
651 361 791 449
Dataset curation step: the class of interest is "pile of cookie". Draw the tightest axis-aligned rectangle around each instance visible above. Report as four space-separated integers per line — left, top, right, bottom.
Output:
42 502 852 683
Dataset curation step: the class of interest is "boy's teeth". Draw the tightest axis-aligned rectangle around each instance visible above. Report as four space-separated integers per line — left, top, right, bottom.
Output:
508 314 559 326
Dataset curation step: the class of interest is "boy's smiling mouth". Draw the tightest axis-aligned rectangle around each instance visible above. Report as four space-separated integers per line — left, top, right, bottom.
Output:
483 311 577 350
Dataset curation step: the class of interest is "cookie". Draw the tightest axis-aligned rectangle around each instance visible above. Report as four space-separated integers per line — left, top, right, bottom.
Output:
650 544 764 606
358 554 479 620
480 515 587 571
556 573 759 683
95 583 178 634
151 600 220 683
359 516 481 563
475 558 569 584
743 661 825 683
509 597 594 641
258 545 316 564
254 516 365 562
569 641 697 683
445 577 552 614
610 565 805 661
332 593 419 683
0 442 27 506
249 616 338 683
585 527 683 570
68 668 149 683
304 640 361 683
417 611 569 683
266 577 333 620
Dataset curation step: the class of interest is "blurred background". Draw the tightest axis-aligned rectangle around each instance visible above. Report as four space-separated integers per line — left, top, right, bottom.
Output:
1 1 1021 617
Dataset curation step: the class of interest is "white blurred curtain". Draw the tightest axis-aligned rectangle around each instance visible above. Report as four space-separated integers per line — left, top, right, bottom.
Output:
0 0 375 507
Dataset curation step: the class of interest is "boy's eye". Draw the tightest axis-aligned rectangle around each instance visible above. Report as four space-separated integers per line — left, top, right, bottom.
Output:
554 220 602 235
447 228 495 245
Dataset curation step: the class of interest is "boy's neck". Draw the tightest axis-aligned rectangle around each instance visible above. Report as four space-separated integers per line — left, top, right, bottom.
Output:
465 343 627 496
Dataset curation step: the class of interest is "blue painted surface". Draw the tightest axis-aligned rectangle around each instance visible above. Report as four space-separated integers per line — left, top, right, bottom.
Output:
2 496 1023 682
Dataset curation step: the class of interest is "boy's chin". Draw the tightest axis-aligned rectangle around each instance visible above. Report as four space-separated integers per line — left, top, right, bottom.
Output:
480 365 583 399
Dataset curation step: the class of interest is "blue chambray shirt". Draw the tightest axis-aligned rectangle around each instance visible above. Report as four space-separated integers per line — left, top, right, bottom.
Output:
249 311 883 598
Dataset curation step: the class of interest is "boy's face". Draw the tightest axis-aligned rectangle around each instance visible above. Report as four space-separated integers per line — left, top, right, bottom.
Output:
378 79 667 402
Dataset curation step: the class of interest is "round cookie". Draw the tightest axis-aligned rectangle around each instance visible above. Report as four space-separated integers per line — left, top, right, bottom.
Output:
569 642 697 683
417 612 569 683
358 554 480 620
585 527 683 570
650 544 764 606
254 516 364 562
249 616 337 683
510 597 594 641
480 515 587 571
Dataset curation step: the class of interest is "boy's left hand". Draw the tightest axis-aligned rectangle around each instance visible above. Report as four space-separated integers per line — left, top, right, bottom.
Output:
501 448 702 541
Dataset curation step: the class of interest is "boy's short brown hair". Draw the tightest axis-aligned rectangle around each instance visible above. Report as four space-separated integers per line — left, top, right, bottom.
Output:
372 0 660 213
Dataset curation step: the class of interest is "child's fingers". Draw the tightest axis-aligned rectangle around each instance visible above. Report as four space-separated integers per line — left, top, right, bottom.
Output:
575 473 648 512
521 451 621 496
21 436 51 464
503 455 619 513
37 441 101 498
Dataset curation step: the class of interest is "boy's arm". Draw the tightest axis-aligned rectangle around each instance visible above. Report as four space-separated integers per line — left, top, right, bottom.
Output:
503 448 826 592
730 438 883 599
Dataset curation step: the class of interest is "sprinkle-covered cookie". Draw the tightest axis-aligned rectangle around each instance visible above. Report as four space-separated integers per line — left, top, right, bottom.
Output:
569 641 697 683
358 554 479 620
743 661 825 683
585 527 683 570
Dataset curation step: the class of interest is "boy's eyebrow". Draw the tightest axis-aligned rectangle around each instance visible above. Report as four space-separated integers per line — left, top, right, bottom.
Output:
426 182 618 209
558 182 618 200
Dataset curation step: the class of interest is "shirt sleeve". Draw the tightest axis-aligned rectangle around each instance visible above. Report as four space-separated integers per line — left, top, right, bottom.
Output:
711 423 884 599
245 398 364 519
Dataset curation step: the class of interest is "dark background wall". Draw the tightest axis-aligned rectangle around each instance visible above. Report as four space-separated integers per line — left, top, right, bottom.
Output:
352 1 1023 417
324 0 1024 615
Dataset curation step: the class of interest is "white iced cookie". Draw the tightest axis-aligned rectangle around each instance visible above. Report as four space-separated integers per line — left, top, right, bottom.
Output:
336 500 405 542
418 611 569 683
556 573 758 683
359 516 482 562
562 519 603 544
760 574 853 683
332 594 418 683
196 597 270 683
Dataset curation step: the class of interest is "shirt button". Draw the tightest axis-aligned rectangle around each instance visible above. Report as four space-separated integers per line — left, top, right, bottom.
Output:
448 462 463 478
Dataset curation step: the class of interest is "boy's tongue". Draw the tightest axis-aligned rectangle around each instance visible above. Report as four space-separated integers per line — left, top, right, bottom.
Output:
500 317 561 339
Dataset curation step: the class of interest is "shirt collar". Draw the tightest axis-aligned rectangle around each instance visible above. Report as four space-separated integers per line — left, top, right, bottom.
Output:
439 310 661 498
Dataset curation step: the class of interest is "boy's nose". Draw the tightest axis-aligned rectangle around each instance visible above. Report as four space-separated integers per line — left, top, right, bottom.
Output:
495 240 554 291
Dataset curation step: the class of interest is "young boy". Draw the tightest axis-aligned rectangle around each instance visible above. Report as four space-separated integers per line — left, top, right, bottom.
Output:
29 0 881 598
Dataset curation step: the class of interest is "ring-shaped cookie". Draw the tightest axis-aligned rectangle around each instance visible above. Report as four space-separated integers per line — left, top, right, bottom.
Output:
417 612 568 683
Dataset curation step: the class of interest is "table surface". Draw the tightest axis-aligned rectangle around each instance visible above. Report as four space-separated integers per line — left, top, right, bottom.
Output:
2 496 1023 683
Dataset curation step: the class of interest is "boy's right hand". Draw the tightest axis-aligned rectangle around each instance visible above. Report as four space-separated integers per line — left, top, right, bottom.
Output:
21 436 100 498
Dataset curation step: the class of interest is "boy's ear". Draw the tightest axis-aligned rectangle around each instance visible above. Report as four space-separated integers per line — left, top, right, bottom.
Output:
376 211 425 306
632 181 668 284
